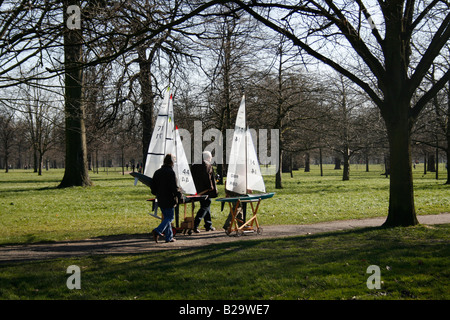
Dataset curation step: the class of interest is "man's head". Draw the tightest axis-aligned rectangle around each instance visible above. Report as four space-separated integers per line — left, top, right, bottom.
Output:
203 151 212 163
164 154 175 167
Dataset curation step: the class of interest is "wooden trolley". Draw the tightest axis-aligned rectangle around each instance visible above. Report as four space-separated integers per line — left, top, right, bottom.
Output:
216 192 275 236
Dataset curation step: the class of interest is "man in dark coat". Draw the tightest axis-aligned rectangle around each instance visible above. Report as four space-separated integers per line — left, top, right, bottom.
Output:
151 154 182 243
191 151 218 233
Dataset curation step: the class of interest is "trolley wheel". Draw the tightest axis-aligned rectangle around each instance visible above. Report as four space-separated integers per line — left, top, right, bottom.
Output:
172 226 177 236
236 229 243 237
225 228 232 236
257 227 263 235
188 229 192 235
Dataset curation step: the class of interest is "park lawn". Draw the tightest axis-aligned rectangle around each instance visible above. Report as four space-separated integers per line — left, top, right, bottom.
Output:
0 223 448 300
0 164 449 245
0 165 448 301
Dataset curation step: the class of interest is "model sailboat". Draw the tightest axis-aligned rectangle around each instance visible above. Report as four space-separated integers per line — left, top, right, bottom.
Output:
226 95 267 195
218 95 274 236
132 88 208 235
132 87 196 196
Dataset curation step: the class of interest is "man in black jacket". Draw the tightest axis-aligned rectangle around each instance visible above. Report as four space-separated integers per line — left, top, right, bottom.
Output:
151 154 182 243
192 151 218 233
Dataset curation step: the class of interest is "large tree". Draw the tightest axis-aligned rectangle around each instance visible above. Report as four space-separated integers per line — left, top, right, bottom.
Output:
59 0 91 187
0 108 15 172
0 0 92 186
230 0 450 227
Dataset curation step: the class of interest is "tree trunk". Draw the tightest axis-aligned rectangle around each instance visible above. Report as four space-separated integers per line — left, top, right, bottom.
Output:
33 150 38 173
446 147 450 185
446 81 450 184
384 155 390 178
304 152 310 172
59 0 92 188
290 154 294 178
334 157 341 169
423 152 427 175
428 153 435 172
365 153 369 172
342 147 350 181
319 148 323 176
38 152 43 176
3 149 8 173
383 110 418 227
275 147 283 189
435 147 439 180
137 47 154 170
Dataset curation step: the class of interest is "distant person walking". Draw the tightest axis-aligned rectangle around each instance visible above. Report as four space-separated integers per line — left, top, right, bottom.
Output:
192 151 218 233
151 154 182 243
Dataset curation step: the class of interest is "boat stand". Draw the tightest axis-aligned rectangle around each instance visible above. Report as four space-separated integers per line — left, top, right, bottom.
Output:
225 197 263 236
178 199 195 235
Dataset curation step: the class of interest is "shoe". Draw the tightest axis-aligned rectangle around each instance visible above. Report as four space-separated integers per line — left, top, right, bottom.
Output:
166 238 176 243
206 227 216 231
152 230 159 243
193 228 200 233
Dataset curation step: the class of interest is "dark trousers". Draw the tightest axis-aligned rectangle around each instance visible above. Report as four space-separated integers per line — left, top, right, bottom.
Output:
194 198 212 230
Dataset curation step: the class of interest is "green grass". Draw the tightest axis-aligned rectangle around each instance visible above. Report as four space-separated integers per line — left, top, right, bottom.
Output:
0 164 449 300
0 169 152 244
0 164 448 245
0 224 448 300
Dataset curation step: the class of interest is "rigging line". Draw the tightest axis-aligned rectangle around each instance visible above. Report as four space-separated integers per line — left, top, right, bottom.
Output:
244 97 248 195
164 90 174 158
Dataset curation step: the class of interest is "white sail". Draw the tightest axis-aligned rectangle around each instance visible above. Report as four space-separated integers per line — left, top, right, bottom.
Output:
246 129 266 193
226 95 266 194
226 96 247 194
174 127 197 195
142 87 197 195
143 87 172 178
166 92 197 194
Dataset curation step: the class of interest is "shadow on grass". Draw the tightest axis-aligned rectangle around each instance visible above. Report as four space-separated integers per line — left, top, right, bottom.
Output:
1 224 448 299
0 226 382 262
80 224 449 299
0 185 61 193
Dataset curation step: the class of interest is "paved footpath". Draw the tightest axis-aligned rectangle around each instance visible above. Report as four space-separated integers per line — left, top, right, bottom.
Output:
1 213 449 263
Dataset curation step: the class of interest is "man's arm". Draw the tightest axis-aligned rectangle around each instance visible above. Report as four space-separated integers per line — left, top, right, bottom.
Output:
170 171 182 198
150 171 158 195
